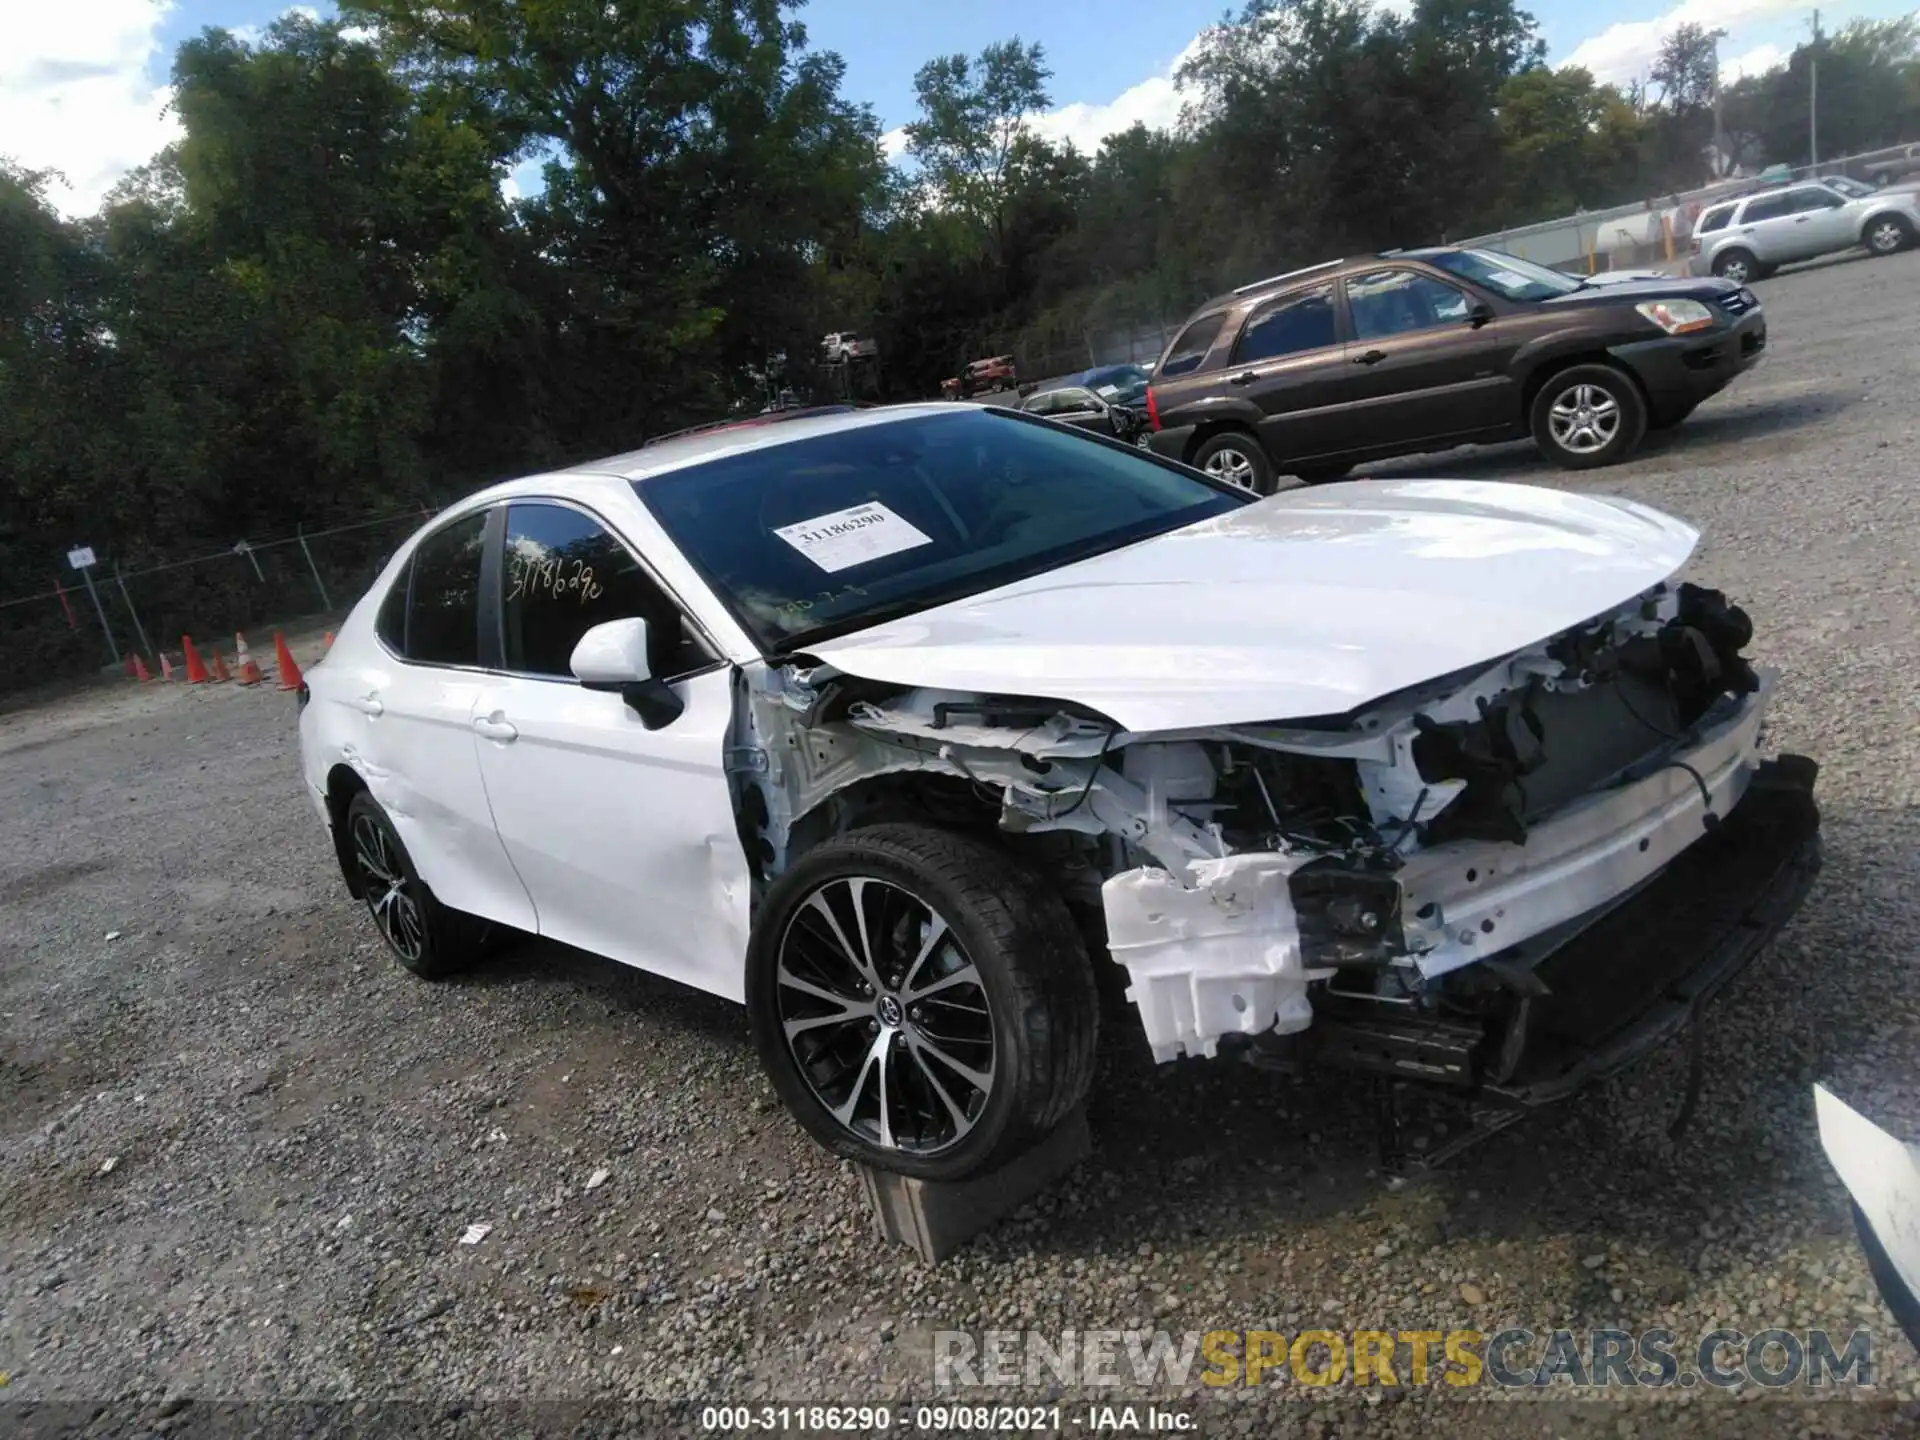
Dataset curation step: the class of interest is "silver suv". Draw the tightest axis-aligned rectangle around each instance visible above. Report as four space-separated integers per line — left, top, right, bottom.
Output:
1689 176 1919 284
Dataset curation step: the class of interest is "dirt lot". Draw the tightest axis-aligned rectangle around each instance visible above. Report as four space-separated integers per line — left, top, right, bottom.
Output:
4 251 1920 1437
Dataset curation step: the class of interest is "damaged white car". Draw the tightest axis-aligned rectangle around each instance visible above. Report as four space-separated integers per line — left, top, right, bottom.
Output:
298 404 1821 1181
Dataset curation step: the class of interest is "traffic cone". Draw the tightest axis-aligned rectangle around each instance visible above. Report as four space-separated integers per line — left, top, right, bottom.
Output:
182 636 210 684
273 631 304 691
209 652 233 683
124 653 137 679
132 655 152 683
234 632 265 686
322 631 335 651
160 653 175 682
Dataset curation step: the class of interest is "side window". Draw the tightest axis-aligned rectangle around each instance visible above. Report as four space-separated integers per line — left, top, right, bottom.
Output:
1346 269 1472 342
375 562 409 651
1232 283 1338 365
1053 388 1098 412
1787 186 1842 213
1697 205 1733 234
1159 313 1226 377
404 512 488 667
1020 391 1058 415
1740 194 1791 223
501 502 715 681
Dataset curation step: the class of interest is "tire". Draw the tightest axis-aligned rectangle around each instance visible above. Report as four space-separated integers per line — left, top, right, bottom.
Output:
1191 430 1278 495
1865 214 1914 257
746 824 1098 1181
1712 249 1758 285
344 791 491 979
1530 363 1647 470
1294 463 1353 484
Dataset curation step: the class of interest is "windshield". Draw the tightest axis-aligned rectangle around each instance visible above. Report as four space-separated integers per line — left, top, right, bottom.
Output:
637 409 1246 653
1426 248 1582 301
1085 365 1151 403
1826 176 1872 198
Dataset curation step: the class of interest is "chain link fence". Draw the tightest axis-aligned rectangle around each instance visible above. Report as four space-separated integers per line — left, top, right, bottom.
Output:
0 508 433 695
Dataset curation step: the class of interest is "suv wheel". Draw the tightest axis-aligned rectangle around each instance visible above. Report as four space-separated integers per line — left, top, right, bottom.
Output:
1712 249 1758 285
747 824 1098 1181
1530 365 1647 471
1191 432 1277 495
1866 215 1914 256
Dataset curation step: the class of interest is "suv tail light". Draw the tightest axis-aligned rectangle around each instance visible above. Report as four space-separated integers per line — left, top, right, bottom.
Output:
1145 385 1162 432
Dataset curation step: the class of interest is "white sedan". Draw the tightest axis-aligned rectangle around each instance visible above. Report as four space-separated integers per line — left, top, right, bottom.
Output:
299 403 1821 1180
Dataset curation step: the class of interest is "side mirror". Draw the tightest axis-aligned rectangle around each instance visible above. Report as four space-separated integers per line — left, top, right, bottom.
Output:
1467 302 1495 328
569 618 686 730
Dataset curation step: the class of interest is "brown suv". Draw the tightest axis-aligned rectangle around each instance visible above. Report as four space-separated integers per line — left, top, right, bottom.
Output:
1143 249 1767 493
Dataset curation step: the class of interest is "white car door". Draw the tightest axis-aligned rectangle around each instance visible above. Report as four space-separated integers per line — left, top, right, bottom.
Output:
1732 192 1800 264
1784 186 1855 257
470 498 753 1000
348 508 539 931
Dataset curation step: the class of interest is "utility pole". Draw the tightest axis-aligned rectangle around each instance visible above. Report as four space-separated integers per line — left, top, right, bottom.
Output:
1809 8 1821 169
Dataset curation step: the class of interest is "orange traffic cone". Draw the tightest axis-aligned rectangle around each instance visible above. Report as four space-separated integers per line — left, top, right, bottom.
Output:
132 654 152 683
273 631 304 691
160 653 175 682
322 631 335 651
124 653 137 679
209 652 233 683
234 632 265 686
182 636 210 684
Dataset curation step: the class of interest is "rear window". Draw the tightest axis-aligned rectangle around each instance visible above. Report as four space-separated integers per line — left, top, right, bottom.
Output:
637 409 1245 653
397 512 488 667
1697 205 1734 234
1158 313 1226 377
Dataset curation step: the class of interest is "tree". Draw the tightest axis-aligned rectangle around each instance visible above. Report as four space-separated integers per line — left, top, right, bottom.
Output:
903 39 1052 266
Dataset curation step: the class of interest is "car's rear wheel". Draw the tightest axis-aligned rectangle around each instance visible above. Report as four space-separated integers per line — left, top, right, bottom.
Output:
747 824 1098 1181
345 791 491 979
1530 364 1647 470
1191 431 1277 496
1712 249 1758 285
1866 215 1914 256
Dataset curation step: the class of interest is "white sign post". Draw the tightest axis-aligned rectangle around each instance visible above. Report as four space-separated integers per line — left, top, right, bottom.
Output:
66 544 118 663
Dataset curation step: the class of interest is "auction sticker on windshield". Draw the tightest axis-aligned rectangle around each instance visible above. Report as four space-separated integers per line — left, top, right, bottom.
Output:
774 501 933 573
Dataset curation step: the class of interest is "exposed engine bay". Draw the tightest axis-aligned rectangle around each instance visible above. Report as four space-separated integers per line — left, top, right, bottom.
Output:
725 578 1785 1076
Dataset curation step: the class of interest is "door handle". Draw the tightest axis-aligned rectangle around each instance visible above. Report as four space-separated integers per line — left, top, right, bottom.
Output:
473 714 518 743
1353 349 1387 366
1228 371 1257 386
351 694 384 717
1793 216 1809 224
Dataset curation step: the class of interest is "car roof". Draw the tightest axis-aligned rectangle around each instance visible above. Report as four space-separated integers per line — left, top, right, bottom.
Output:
1185 254 1389 321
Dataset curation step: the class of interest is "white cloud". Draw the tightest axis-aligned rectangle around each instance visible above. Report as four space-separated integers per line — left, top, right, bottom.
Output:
1026 31 1213 156
0 0 180 217
1559 0 1806 85
880 126 910 162
1721 40 1788 79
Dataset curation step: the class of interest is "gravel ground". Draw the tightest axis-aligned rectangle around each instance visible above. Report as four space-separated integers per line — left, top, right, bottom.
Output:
4 251 1920 1438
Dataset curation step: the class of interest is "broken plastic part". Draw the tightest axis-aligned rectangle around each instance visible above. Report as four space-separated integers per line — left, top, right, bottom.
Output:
1102 854 1322 1062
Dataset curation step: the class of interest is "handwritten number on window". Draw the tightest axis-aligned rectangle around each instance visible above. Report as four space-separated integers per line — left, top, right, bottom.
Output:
507 554 604 606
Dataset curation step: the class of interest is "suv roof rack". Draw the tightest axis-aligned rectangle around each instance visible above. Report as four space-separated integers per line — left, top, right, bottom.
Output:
1231 258 1348 295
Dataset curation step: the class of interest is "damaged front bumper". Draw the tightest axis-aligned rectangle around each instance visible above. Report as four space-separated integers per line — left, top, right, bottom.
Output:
1102 681 1820 1090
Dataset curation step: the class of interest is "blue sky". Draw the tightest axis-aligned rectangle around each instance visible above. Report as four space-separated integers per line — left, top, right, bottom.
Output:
7 0 1916 215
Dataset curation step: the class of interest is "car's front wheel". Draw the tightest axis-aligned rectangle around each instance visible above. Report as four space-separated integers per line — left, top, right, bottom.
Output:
747 824 1098 1181
344 791 491 979
1866 215 1914 256
1530 364 1647 470
1191 431 1277 495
